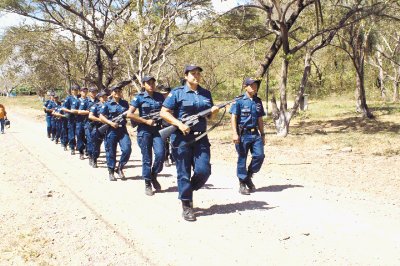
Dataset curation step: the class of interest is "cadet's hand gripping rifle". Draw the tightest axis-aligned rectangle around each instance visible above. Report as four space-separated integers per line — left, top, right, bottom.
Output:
159 95 243 142
98 111 128 137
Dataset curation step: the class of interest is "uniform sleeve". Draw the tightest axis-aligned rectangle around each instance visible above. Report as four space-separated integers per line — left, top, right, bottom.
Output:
162 90 178 110
130 96 141 108
63 97 70 109
229 102 239 115
208 91 214 107
256 100 266 117
43 100 49 108
89 105 96 113
99 104 109 117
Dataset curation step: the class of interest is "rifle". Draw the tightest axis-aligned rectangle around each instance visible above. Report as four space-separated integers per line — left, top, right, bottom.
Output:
98 110 129 137
159 95 243 142
131 109 162 128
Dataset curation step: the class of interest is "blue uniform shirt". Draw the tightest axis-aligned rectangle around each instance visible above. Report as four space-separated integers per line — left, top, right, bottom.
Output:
162 84 214 132
130 91 164 132
79 97 98 122
43 100 57 117
229 93 266 129
89 102 103 118
63 95 79 118
99 99 129 126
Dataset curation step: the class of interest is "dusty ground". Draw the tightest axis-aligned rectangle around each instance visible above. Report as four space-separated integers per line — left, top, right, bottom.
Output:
1 105 400 265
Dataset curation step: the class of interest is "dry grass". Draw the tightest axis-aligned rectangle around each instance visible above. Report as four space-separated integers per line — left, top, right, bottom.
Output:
3 95 399 156
212 98 400 156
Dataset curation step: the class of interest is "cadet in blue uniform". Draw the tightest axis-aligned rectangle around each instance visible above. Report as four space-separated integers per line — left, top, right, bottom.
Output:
53 100 68 149
62 85 80 154
99 87 132 181
127 75 165 196
43 92 56 139
73 87 88 159
88 90 108 168
160 65 220 222
230 77 266 195
51 95 61 144
78 86 98 164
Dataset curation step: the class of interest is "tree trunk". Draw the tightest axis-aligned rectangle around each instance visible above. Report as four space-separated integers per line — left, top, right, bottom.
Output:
279 58 289 111
291 51 312 117
376 51 386 100
393 80 399 102
274 110 291 137
355 66 374 118
95 47 104 90
394 66 400 102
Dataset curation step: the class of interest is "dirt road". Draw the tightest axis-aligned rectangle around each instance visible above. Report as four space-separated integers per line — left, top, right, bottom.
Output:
1 108 400 265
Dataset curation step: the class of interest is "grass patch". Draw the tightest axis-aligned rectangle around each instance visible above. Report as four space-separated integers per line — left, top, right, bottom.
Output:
212 98 400 156
0 95 44 111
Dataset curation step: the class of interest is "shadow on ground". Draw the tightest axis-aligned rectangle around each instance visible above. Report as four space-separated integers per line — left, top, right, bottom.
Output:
256 184 304 192
293 114 400 135
195 200 275 217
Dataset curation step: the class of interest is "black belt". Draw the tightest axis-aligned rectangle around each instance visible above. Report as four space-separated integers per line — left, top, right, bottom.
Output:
178 131 204 136
242 128 258 134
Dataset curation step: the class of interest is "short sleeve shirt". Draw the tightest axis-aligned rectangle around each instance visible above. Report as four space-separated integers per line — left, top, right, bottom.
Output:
130 91 164 132
99 99 129 126
162 85 213 132
229 93 265 129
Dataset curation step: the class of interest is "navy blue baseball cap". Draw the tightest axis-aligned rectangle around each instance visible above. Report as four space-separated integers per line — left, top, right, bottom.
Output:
89 86 98 92
184 64 203 74
243 77 261 86
142 75 156 83
96 90 108 97
80 87 88 91
110 86 122 91
71 84 80 90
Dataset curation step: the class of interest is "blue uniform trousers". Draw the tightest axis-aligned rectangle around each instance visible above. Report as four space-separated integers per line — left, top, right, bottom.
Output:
60 119 68 146
0 119 4 133
84 122 93 158
50 118 57 140
137 131 165 181
105 126 132 170
90 126 104 161
76 121 86 154
235 133 265 180
171 133 211 201
46 116 52 136
67 118 76 149
55 119 62 141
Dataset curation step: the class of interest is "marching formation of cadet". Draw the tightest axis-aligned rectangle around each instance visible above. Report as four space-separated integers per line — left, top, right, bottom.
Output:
43 64 267 222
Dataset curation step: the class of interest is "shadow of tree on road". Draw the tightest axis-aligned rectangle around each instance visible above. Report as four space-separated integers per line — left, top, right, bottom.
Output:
195 200 275 217
256 184 304 192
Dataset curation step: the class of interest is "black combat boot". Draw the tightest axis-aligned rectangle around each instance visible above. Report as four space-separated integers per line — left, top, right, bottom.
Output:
63 146 67 151
151 173 161 191
145 180 154 196
182 200 196 221
92 159 98 168
116 167 126 181
108 168 117 181
245 173 256 193
79 152 85 160
239 181 250 195
55 139 59 144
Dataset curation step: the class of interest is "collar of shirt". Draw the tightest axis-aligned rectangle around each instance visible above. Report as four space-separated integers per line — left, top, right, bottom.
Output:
183 84 202 94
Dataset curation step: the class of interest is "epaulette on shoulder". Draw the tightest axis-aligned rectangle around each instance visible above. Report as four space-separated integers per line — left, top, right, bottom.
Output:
172 86 184 91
